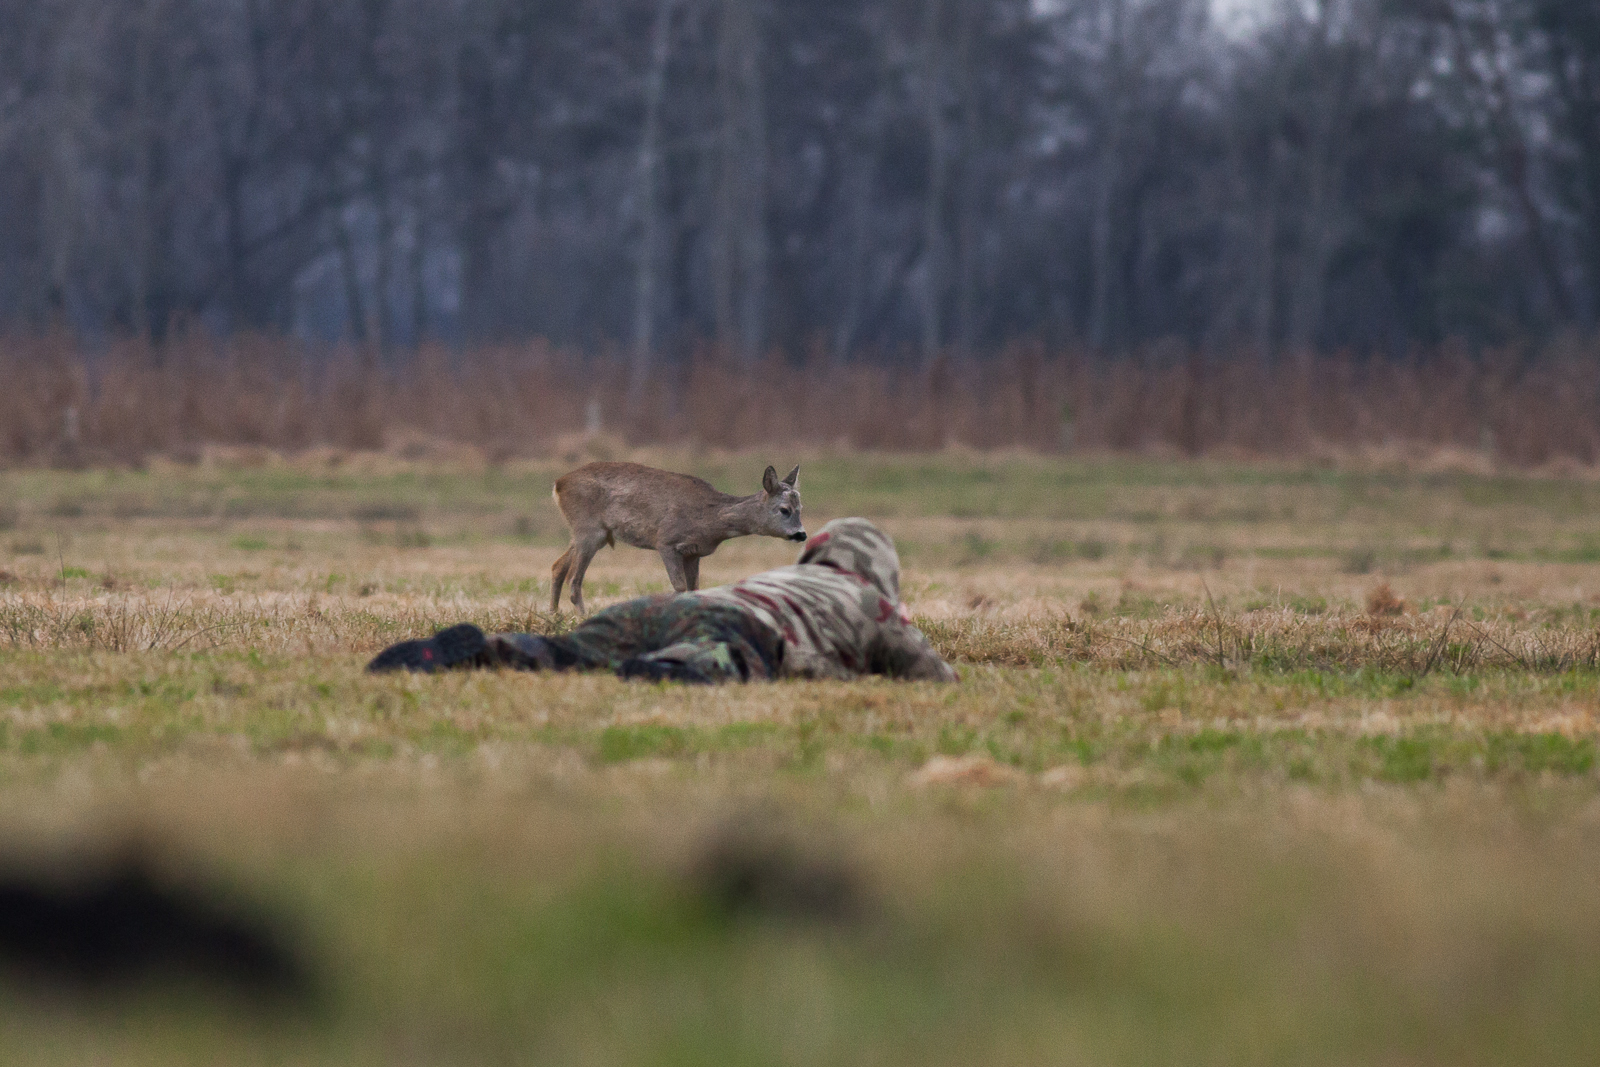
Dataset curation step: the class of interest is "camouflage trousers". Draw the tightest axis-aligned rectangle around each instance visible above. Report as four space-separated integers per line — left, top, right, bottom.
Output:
492 594 784 684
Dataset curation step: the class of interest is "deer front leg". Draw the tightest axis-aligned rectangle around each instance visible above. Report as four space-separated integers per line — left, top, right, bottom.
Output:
683 555 700 591
658 546 690 592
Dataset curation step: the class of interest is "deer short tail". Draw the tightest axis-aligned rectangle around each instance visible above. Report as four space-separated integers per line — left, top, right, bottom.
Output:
551 479 582 530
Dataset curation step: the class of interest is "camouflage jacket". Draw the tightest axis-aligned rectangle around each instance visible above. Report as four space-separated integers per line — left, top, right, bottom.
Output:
695 518 956 681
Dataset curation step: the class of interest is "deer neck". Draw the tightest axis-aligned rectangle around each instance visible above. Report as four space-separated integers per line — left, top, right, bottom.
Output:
716 493 766 537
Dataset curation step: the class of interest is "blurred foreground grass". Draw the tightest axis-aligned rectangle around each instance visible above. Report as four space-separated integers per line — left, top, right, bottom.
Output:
4 450 1600 1064
8 778 1600 1067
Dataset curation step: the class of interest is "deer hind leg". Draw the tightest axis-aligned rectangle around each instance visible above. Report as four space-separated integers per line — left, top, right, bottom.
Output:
567 531 610 613
658 546 690 593
683 555 700 591
549 544 575 613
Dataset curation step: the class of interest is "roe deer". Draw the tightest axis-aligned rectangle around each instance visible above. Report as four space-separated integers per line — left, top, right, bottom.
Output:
549 461 804 612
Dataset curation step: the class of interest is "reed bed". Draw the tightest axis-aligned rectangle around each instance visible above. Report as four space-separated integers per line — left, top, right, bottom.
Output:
5 333 1600 467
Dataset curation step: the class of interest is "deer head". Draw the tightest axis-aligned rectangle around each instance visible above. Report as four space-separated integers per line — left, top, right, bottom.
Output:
756 464 805 542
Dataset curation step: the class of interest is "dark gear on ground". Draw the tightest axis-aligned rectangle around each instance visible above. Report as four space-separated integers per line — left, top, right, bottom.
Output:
489 596 784 683
366 518 955 683
364 623 490 673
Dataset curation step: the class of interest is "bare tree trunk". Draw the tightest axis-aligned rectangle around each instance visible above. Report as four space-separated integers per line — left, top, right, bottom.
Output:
713 0 767 362
712 45 734 352
1252 138 1282 362
738 57 768 364
375 192 394 354
1443 0 1574 320
1286 145 1333 354
336 213 370 344
1287 21 1350 355
39 4 98 326
1544 17 1600 324
833 151 874 362
834 45 891 364
368 107 406 356
407 204 428 344
954 0 979 361
458 221 493 343
1574 97 1600 326
919 0 946 364
631 0 675 395
1089 0 1126 353
1087 124 1118 350
129 0 163 339
455 30 509 344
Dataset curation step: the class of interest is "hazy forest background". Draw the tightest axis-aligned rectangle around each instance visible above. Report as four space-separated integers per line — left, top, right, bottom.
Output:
4 0 1600 464
12 7 1600 1059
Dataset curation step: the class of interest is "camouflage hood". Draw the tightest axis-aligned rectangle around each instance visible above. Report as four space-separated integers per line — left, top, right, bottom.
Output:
691 516 947 680
793 517 901 604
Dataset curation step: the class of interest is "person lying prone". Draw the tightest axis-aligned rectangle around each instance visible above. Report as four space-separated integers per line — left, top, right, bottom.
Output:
366 518 957 684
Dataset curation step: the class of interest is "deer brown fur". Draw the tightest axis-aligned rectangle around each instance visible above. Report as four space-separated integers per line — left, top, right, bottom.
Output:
549 461 804 612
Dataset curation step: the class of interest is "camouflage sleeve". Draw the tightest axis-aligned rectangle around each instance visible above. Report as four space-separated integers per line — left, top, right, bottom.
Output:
868 617 958 682
779 646 859 681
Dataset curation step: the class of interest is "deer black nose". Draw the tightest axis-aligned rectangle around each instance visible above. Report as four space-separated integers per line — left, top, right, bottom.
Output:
790 530 807 542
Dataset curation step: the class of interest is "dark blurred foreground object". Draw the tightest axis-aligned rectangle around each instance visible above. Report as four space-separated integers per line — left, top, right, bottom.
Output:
0 855 314 1005
692 823 863 925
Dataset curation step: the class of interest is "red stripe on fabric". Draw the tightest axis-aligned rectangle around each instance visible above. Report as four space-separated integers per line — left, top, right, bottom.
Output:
736 587 785 615
732 587 799 642
781 594 829 652
812 559 869 585
798 532 832 563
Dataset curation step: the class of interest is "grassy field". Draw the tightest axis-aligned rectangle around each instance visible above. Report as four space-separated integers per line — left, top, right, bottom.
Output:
4 448 1600 1065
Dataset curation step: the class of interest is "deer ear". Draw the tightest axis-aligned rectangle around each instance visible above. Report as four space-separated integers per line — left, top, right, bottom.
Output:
762 465 781 495
782 465 800 488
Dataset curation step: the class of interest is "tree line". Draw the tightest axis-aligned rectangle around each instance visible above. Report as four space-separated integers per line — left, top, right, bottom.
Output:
1 0 1597 363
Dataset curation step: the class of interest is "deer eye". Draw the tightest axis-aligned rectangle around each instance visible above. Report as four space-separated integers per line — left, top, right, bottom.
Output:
780 507 792 517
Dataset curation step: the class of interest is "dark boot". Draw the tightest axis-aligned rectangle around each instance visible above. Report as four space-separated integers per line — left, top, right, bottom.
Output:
367 624 488 673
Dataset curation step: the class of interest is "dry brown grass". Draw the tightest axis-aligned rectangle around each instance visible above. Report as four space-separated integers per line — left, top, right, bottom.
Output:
4 551 1596 678
932 605 1600 674
7 332 1600 468
1365 581 1409 616
5 456 1600 1064
0 594 1589 710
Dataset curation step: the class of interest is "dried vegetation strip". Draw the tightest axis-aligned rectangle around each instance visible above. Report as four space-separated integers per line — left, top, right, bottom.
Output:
0 590 578 657
5 585 1599 678
927 604 1600 674
10 335 1600 467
